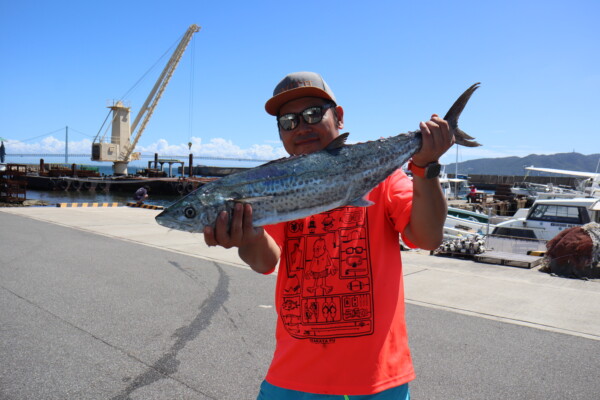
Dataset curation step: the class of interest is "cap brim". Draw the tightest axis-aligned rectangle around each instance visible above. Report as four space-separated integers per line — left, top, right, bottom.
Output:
265 87 335 116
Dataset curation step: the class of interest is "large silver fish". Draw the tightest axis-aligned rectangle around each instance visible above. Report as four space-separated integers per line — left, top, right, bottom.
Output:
156 83 481 232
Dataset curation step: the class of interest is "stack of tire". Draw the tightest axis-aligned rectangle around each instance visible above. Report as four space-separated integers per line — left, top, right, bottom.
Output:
435 234 486 255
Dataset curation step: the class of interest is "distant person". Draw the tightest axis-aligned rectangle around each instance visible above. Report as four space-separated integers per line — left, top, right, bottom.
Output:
467 184 477 203
133 186 149 204
0 141 5 163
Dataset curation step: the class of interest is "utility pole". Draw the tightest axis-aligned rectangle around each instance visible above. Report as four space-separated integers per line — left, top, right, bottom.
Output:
65 126 69 164
454 145 458 199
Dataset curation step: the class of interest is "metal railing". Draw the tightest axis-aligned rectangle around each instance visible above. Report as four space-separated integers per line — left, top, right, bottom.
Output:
485 234 547 254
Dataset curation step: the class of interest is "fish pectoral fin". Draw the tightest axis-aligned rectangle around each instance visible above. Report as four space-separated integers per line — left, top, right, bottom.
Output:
347 197 375 207
325 132 350 153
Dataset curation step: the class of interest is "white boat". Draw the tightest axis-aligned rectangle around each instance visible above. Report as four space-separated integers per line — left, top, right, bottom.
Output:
491 197 600 241
406 167 469 200
511 181 580 198
524 165 600 198
443 206 495 238
440 175 469 200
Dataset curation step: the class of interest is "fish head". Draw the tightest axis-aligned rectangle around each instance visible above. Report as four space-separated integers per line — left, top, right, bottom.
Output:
155 191 230 233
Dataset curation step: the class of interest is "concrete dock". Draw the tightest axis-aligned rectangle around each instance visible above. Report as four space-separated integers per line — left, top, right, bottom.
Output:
1 206 599 399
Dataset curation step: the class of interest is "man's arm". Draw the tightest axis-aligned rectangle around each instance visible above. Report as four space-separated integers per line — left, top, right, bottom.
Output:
203 203 280 274
404 174 447 250
403 115 453 250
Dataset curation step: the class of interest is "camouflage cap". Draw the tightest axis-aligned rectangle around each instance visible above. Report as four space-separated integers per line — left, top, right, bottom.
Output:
265 71 337 116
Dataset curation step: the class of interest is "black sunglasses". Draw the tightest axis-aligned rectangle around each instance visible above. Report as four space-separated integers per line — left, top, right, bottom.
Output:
278 103 335 131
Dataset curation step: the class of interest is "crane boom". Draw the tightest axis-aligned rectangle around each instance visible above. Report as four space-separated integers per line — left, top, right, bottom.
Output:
91 24 200 175
121 24 200 161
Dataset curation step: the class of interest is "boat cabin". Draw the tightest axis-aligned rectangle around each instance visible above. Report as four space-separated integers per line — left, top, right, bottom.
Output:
491 197 600 241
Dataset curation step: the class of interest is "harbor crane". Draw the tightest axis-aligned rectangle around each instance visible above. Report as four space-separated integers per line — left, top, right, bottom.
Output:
92 24 200 175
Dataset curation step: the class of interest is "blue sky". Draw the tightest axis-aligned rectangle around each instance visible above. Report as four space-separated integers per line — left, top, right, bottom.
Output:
1 0 598 169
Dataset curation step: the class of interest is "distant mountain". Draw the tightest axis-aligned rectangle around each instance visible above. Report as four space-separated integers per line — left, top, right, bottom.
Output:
446 152 600 176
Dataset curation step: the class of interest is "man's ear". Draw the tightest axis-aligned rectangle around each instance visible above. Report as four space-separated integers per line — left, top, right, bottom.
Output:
335 105 344 130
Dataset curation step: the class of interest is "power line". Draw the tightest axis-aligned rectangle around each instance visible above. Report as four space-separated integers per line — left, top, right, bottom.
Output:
68 127 95 138
17 127 66 143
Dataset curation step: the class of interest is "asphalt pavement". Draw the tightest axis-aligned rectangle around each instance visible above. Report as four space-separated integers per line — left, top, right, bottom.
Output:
1 206 599 399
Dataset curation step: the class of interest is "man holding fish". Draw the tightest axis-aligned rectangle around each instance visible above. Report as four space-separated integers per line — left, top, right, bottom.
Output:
203 72 457 399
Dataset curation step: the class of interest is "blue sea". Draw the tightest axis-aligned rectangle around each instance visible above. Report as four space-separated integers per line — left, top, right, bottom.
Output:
7 159 251 207
18 163 185 207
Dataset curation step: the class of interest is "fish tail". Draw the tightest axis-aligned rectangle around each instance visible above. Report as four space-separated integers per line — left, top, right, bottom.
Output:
443 82 481 147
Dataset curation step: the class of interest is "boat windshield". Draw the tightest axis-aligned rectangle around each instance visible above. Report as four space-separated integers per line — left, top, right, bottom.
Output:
527 204 590 225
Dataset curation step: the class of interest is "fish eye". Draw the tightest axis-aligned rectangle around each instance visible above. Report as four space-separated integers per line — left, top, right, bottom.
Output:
183 206 197 219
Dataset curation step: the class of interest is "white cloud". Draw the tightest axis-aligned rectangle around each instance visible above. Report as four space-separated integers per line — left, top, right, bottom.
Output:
3 136 93 154
3 136 287 161
137 136 288 160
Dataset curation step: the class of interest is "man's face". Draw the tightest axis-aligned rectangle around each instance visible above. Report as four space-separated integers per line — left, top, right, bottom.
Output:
278 97 344 155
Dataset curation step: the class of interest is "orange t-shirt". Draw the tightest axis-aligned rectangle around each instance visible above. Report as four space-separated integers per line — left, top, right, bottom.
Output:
263 169 416 395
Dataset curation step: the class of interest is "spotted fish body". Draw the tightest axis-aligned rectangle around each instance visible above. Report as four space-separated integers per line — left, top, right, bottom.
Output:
155 83 481 233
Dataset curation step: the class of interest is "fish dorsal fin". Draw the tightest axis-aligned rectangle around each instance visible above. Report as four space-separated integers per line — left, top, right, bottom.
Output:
325 132 350 153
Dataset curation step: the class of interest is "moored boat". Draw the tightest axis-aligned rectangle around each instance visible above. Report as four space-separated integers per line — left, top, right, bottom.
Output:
444 206 495 238
491 197 600 241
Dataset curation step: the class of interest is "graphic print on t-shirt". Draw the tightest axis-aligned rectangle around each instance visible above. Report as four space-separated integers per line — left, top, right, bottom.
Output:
280 206 373 342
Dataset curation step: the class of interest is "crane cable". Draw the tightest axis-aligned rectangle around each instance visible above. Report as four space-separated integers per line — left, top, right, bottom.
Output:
119 33 184 102
188 35 196 148
93 109 122 144
93 109 112 143
93 33 184 145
